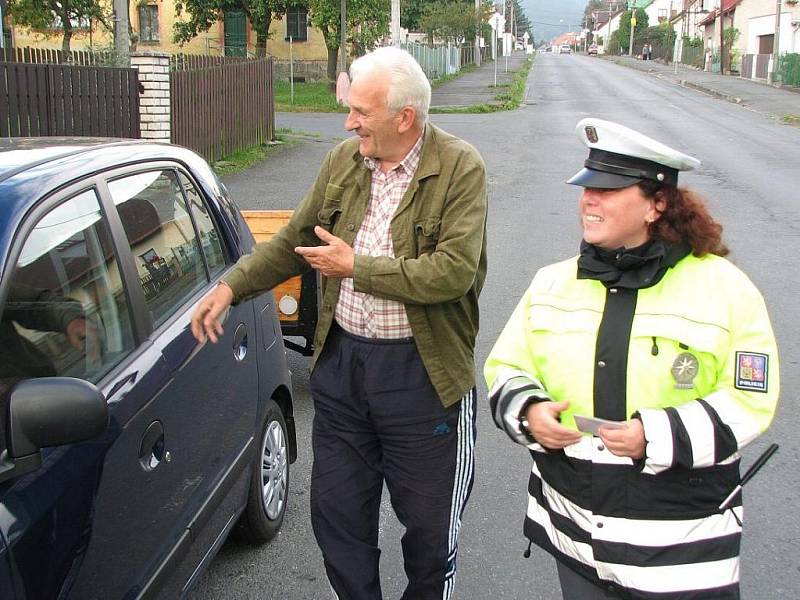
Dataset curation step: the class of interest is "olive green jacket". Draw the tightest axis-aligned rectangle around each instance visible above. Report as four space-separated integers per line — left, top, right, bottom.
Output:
223 123 488 407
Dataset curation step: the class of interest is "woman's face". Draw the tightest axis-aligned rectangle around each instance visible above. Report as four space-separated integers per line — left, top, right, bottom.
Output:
579 184 661 250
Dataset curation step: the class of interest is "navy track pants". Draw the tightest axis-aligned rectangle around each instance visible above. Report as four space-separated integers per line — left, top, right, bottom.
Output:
309 325 476 600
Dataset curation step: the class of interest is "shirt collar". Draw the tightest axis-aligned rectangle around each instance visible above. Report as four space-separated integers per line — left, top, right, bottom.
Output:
364 128 425 176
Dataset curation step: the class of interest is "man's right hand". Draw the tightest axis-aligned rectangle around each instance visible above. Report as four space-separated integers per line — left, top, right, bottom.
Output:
525 400 582 450
190 282 234 344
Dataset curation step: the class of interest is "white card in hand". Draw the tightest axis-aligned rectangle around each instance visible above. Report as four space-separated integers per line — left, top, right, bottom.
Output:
574 415 626 436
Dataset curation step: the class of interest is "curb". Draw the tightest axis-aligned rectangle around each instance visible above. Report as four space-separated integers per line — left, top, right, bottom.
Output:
678 80 743 104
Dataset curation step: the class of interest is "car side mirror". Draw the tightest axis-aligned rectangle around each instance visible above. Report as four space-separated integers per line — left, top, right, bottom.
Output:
0 377 108 484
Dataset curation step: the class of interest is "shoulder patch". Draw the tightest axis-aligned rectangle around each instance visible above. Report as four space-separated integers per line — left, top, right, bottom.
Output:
735 351 769 393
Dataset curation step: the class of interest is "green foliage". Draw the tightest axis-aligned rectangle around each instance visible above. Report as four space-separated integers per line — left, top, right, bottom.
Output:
401 0 428 32
420 0 490 45
173 0 290 54
777 53 800 87
274 80 347 111
7 0 109 52
616 8 648 52
683 36 703 48
308 0 389 78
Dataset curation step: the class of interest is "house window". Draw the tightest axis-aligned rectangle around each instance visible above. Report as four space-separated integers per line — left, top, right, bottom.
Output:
658 8 668 21
286 7 308 41
139 5 160 43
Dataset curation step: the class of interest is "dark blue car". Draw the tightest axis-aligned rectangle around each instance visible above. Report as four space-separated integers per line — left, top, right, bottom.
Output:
0 139 297 599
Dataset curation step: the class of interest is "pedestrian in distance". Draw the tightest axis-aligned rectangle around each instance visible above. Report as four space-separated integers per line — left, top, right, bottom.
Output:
191 46 488 600
485 118 779 599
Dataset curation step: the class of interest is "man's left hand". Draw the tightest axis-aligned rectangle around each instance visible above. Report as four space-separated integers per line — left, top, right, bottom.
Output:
66 317 101 361
295 226 355 278
598 418 646 460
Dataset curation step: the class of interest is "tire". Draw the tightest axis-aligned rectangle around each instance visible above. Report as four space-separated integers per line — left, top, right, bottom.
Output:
234 399 290 544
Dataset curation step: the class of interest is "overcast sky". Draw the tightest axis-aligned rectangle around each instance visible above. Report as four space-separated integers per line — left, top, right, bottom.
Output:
519 0 587 44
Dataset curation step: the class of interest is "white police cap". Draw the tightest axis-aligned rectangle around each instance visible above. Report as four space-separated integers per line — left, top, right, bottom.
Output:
566 118 701 189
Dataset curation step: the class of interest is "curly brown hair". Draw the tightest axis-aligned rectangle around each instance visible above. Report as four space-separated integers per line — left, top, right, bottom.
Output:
638 181 729 257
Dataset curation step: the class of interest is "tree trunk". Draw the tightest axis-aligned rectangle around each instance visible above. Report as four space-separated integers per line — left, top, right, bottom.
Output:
62 23 73 54
255 17 272 57
327 45 339 82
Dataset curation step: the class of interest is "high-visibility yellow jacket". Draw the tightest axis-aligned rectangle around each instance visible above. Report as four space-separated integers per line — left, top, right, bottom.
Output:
484 252 779 599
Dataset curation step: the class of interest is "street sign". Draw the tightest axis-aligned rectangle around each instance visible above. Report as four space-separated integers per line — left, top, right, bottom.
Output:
489 12 504 32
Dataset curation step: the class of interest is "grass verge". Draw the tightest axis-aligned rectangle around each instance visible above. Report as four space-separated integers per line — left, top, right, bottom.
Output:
431 56 533 114
212 132 297 177
781 114 800 127
275 81 347 112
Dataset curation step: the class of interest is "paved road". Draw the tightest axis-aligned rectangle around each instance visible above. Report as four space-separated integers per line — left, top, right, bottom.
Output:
192 52 800 599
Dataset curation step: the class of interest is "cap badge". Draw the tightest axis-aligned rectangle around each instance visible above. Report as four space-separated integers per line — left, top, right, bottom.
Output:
585 126 599 143
671 352 699 389
657 173 665 182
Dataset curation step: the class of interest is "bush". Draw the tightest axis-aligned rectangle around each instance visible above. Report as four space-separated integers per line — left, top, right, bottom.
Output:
778 53 800 87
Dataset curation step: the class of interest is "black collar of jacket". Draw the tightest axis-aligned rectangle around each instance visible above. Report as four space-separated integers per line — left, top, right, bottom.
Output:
577 238 691 289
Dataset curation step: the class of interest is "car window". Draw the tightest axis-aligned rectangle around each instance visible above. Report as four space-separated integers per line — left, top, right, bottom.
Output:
178 172 226 276
108 169 209 329
0 189 136 451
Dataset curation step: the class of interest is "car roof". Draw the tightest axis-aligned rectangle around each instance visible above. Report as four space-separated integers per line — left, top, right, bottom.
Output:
0 138 220 277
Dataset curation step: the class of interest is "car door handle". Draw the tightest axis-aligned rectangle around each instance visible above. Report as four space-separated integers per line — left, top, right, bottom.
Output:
232 323 248 361
139 420 168 471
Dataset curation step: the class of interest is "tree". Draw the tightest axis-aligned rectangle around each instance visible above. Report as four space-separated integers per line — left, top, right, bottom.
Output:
173 0 291 57
7 0 108 52
616 8 648 53
308 0 390 81
401 0 428 32
419 0 492 46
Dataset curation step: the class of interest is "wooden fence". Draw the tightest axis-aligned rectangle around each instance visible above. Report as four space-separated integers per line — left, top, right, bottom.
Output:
170 57 275 163
170 53 252 71
1 46 113 65
0 61 140 137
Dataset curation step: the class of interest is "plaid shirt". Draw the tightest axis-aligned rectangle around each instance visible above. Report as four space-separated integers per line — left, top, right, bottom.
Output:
334 134 424 338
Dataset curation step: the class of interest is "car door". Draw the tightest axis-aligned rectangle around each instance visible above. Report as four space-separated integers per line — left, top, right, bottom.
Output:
69 165 260 598
0 185 144 600
0 521 16 599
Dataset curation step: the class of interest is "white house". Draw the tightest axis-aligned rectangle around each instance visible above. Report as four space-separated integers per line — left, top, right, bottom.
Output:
733 0 800 55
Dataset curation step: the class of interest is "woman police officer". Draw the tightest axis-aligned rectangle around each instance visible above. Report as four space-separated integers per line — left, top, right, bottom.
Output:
484 118 779 599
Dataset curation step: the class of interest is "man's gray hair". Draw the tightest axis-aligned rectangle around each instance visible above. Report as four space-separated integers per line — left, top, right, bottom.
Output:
349 47 431 126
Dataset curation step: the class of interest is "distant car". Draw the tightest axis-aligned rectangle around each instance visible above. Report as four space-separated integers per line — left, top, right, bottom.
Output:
560 44 572 54
588 44 599 56
0 138 297 599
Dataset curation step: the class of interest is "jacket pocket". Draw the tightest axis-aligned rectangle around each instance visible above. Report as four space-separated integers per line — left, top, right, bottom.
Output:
626 461 741 519
317 184 344 230
414 216 441 255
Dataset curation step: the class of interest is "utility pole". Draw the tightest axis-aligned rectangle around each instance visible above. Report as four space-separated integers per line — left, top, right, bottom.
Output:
475 0 481 66
113 0 130 64
391 0 400 46
340 0 347 74
0 0 5 50
628 2 636 57
768 0 782 84
718 0 725 74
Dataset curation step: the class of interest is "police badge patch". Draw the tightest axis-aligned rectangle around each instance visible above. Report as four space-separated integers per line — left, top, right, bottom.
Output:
671 352 699 389
735 351 769 392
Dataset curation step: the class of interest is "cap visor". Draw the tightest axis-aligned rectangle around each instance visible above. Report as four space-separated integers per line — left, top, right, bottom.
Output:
566 168 641 189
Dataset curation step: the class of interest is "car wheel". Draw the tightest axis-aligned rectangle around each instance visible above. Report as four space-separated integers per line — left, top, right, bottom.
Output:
234 399 289 544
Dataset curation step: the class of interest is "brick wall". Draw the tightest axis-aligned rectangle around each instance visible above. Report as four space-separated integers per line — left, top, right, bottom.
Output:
130 52 171 141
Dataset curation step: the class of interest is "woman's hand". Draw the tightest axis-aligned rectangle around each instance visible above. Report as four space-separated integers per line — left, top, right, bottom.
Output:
598 418 646 459
525 400 582 450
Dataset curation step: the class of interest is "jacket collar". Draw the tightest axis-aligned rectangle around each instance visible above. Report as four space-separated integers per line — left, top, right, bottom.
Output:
348 122 442 182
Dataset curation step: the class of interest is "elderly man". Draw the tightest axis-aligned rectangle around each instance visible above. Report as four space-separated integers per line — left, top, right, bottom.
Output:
191 47 487 600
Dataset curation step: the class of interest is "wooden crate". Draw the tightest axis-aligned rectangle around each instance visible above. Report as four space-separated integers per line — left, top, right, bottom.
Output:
241 210 301 323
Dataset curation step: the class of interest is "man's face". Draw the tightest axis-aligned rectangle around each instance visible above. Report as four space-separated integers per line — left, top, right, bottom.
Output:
344 74 403 161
